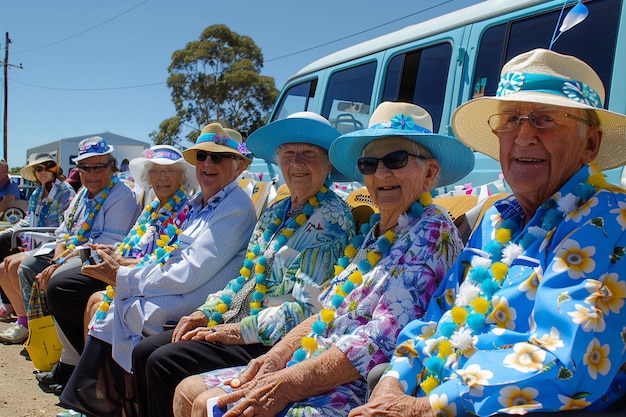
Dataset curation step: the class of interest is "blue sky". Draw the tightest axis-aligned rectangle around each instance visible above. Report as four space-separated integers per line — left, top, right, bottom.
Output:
1 0 481 168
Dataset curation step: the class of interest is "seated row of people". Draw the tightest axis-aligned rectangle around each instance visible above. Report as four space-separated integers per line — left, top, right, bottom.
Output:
1 47 625 417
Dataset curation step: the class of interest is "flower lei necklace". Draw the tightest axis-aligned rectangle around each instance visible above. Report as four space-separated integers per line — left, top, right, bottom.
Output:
58 176 119 263
289 192 434 366
28 182 56 227
206 180 333 327
94 187 190 322
118 186 190 267
418 164 606 395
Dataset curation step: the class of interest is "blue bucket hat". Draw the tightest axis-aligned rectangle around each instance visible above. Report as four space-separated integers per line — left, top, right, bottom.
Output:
329 102 475 185
246 112 349 181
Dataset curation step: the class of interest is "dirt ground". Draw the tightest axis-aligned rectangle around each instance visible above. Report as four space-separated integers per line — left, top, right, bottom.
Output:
0 320 65 417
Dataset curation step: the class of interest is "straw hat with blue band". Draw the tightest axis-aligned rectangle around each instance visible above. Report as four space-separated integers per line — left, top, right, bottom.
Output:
129 145 198 191
329 102 475 186
20 152 59 182
183 123 252 167
451 48 626 171
72 136 115 163
246 111 350 182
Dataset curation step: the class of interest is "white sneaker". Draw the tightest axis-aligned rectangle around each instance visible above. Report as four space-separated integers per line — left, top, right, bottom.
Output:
0 323 28 344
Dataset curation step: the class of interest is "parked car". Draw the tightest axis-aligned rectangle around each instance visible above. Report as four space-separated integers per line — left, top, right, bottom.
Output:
0 176 38 224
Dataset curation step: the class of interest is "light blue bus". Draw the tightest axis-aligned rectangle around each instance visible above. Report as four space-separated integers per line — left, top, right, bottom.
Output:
267 0 625 192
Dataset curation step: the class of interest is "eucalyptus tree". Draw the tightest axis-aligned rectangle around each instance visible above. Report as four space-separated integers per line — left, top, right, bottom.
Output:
151 24 278 146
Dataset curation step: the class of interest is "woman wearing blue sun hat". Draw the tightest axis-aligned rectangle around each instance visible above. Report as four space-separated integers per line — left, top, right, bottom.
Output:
129 113 355 417
172 102 474 417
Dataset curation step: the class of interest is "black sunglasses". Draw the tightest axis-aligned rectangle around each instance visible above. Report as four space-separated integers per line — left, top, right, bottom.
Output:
33 166 47 173
76 160 113 173
196 151 235 164
357 150 430 175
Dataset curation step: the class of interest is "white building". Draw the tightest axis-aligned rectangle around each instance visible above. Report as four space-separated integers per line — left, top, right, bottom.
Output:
25 132 150 176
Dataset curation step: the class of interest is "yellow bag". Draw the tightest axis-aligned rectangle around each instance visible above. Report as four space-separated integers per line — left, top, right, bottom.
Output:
24 315 62 372
24 281 62 372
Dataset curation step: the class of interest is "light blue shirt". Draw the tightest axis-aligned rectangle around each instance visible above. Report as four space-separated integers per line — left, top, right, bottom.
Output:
90 180 257 372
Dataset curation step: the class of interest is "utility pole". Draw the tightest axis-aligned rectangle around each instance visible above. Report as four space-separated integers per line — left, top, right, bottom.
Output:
1 33 24 162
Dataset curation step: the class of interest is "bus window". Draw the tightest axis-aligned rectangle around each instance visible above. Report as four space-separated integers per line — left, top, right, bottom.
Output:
382 42 452 131
322 61 376 134
472 0 619 104
273 79 318 121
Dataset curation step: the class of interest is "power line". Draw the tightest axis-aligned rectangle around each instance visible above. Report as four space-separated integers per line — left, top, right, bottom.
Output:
10 78 165 91
264 0 453 63
15 1 150 55
8 1 455 92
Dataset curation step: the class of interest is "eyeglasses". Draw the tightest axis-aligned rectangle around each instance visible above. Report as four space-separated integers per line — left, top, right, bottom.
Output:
76 161 113 173
357 150 430 175
196 151 235 164
487 111 592 132
33 166 47 173
148 168 180 177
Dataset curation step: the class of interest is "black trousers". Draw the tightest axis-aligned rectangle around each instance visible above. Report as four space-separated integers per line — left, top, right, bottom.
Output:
46 265 107 354
0 230 19 306
132 329 272 417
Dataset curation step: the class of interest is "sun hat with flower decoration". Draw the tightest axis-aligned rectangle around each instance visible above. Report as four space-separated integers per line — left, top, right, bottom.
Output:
451 48 626 170
129 145 198 192
183 123 253 167
72 136 115 163
329 101 475 185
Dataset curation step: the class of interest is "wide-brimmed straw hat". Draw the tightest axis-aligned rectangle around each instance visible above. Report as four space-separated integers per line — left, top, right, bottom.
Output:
20 152 59 182
129 145 198 192
183 123 252 167
329 102 475 185
452 48 626 171
246 111 349 181
72 136 115 163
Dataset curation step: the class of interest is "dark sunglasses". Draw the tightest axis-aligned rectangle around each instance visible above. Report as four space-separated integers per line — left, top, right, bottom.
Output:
196 151 235 164
76 161 113 173
33 166 48 173
357 150 430 175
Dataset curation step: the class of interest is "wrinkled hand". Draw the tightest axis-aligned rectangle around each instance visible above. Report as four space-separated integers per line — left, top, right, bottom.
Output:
182 322 244 345
171 311 208 343
349 378 434 417
230 350 289 386
80 248 119 285
218 370 294 417
36 263 60 289
348 394 433 417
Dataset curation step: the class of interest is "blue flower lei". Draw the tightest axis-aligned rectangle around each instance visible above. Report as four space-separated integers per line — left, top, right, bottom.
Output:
289 192 433 366
417 164 606 395
118 185 190 267
58 176 120 263
207 180 333 326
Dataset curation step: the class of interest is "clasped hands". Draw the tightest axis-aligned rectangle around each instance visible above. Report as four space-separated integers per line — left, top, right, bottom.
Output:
214 352 295 417
172 311 245 345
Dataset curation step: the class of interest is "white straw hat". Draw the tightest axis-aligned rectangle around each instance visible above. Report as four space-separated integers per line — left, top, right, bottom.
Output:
452 48 626 170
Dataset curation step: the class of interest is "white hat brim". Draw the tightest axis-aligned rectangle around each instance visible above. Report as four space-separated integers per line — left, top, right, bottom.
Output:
451 94 626 171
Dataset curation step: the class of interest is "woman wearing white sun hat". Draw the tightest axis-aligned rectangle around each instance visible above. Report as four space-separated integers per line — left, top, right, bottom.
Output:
133 112 355 417
353 49 626 417
55 129 257 416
